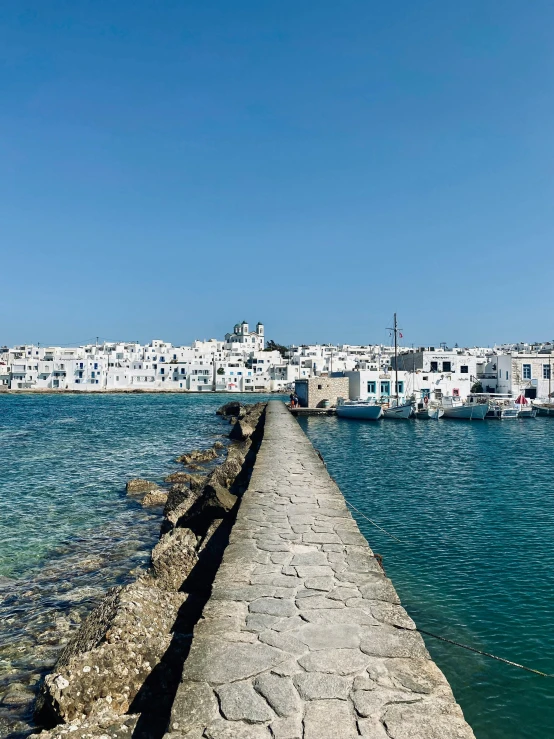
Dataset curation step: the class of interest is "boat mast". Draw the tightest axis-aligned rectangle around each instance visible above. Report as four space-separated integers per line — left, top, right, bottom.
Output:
386 313 401 406
386 313 399 405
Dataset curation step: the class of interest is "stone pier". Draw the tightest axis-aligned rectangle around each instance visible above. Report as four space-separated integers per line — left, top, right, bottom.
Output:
167 401 475 739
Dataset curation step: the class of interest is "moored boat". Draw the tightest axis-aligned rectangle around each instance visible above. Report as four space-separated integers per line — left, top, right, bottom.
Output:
518 408 537 418
534 403 554 417
442 396 489 420
469 393 520 419
336 398 383 420
515 394 536 418
383 401 413 419
382 313 413 420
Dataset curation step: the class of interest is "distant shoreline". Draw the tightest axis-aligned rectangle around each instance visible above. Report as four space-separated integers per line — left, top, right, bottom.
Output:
0 389 284 395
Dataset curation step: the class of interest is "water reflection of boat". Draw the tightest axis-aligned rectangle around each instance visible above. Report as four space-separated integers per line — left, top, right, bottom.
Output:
336 398 383 421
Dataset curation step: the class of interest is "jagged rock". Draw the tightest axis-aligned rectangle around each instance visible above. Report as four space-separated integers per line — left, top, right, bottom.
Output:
230 420 254 441
189 483 238 523
209 457 244 490
151 528 199 591
162 492 203 535
142 489 168 507
216 401 242 417
126 478 158 494
176 448 218 465
164 483 201 517
36 580 185 724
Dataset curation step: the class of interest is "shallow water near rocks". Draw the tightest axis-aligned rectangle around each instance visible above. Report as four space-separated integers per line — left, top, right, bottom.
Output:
298 413 554 739
0 392 278 738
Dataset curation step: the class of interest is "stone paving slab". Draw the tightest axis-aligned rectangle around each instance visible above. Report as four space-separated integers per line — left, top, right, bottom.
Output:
167 402 475 739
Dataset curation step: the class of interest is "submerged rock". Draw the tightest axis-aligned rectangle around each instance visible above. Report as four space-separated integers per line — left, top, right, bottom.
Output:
176 447 218 466
30 709 139 739
126 479 159 494
164 470 206 486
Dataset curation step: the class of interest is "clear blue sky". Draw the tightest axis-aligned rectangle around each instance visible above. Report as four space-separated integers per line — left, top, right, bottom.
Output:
2 1 553 348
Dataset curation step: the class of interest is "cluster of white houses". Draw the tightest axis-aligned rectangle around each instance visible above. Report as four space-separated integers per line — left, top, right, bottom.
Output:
1 321 553 403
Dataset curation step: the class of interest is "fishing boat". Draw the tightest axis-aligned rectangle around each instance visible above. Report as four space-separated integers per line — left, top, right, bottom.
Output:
442 395 489 420
336 398 383 420
383 400 413 419
382 313 413 420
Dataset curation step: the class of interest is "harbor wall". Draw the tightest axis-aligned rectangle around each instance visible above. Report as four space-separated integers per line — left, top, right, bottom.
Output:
167 402 475 739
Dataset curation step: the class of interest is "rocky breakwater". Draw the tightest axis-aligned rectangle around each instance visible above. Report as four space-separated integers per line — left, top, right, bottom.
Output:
32 402 267 739
167 401 476 739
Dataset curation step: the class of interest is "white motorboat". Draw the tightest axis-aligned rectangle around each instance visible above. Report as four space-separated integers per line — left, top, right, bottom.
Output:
469 393 518 419
514 394 536 418
518 408 537 418
336 398 383 421
442 396 488 420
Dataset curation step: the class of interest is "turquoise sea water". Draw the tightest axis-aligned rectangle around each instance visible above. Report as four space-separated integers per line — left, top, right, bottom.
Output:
0 393 278 737
298 414 554 739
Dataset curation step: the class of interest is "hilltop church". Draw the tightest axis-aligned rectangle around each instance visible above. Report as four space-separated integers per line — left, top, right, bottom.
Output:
224 321 265 352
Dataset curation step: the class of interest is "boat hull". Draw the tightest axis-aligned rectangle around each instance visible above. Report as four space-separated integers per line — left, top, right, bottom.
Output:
486 408 519 420
535 405 554 417
383 403 413 419
443 404 488 420
336 404 383 420
518 409 537 418
416 407 444 419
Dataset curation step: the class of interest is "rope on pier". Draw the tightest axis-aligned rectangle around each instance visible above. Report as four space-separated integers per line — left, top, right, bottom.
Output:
344 499 413 544
416 628 554 678
333 475 553 678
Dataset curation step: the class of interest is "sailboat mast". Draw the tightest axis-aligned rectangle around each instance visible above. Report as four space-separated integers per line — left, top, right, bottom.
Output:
394 313 399 404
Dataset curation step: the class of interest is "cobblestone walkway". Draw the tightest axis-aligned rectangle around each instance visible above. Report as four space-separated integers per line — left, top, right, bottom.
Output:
167 402 475 739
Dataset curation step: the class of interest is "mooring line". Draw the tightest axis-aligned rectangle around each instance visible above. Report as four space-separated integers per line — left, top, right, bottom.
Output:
344 499 413 545
415 628 554 678
328 471 551 678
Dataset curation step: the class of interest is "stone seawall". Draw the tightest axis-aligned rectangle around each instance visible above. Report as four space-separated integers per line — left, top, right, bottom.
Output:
167 402 475 739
